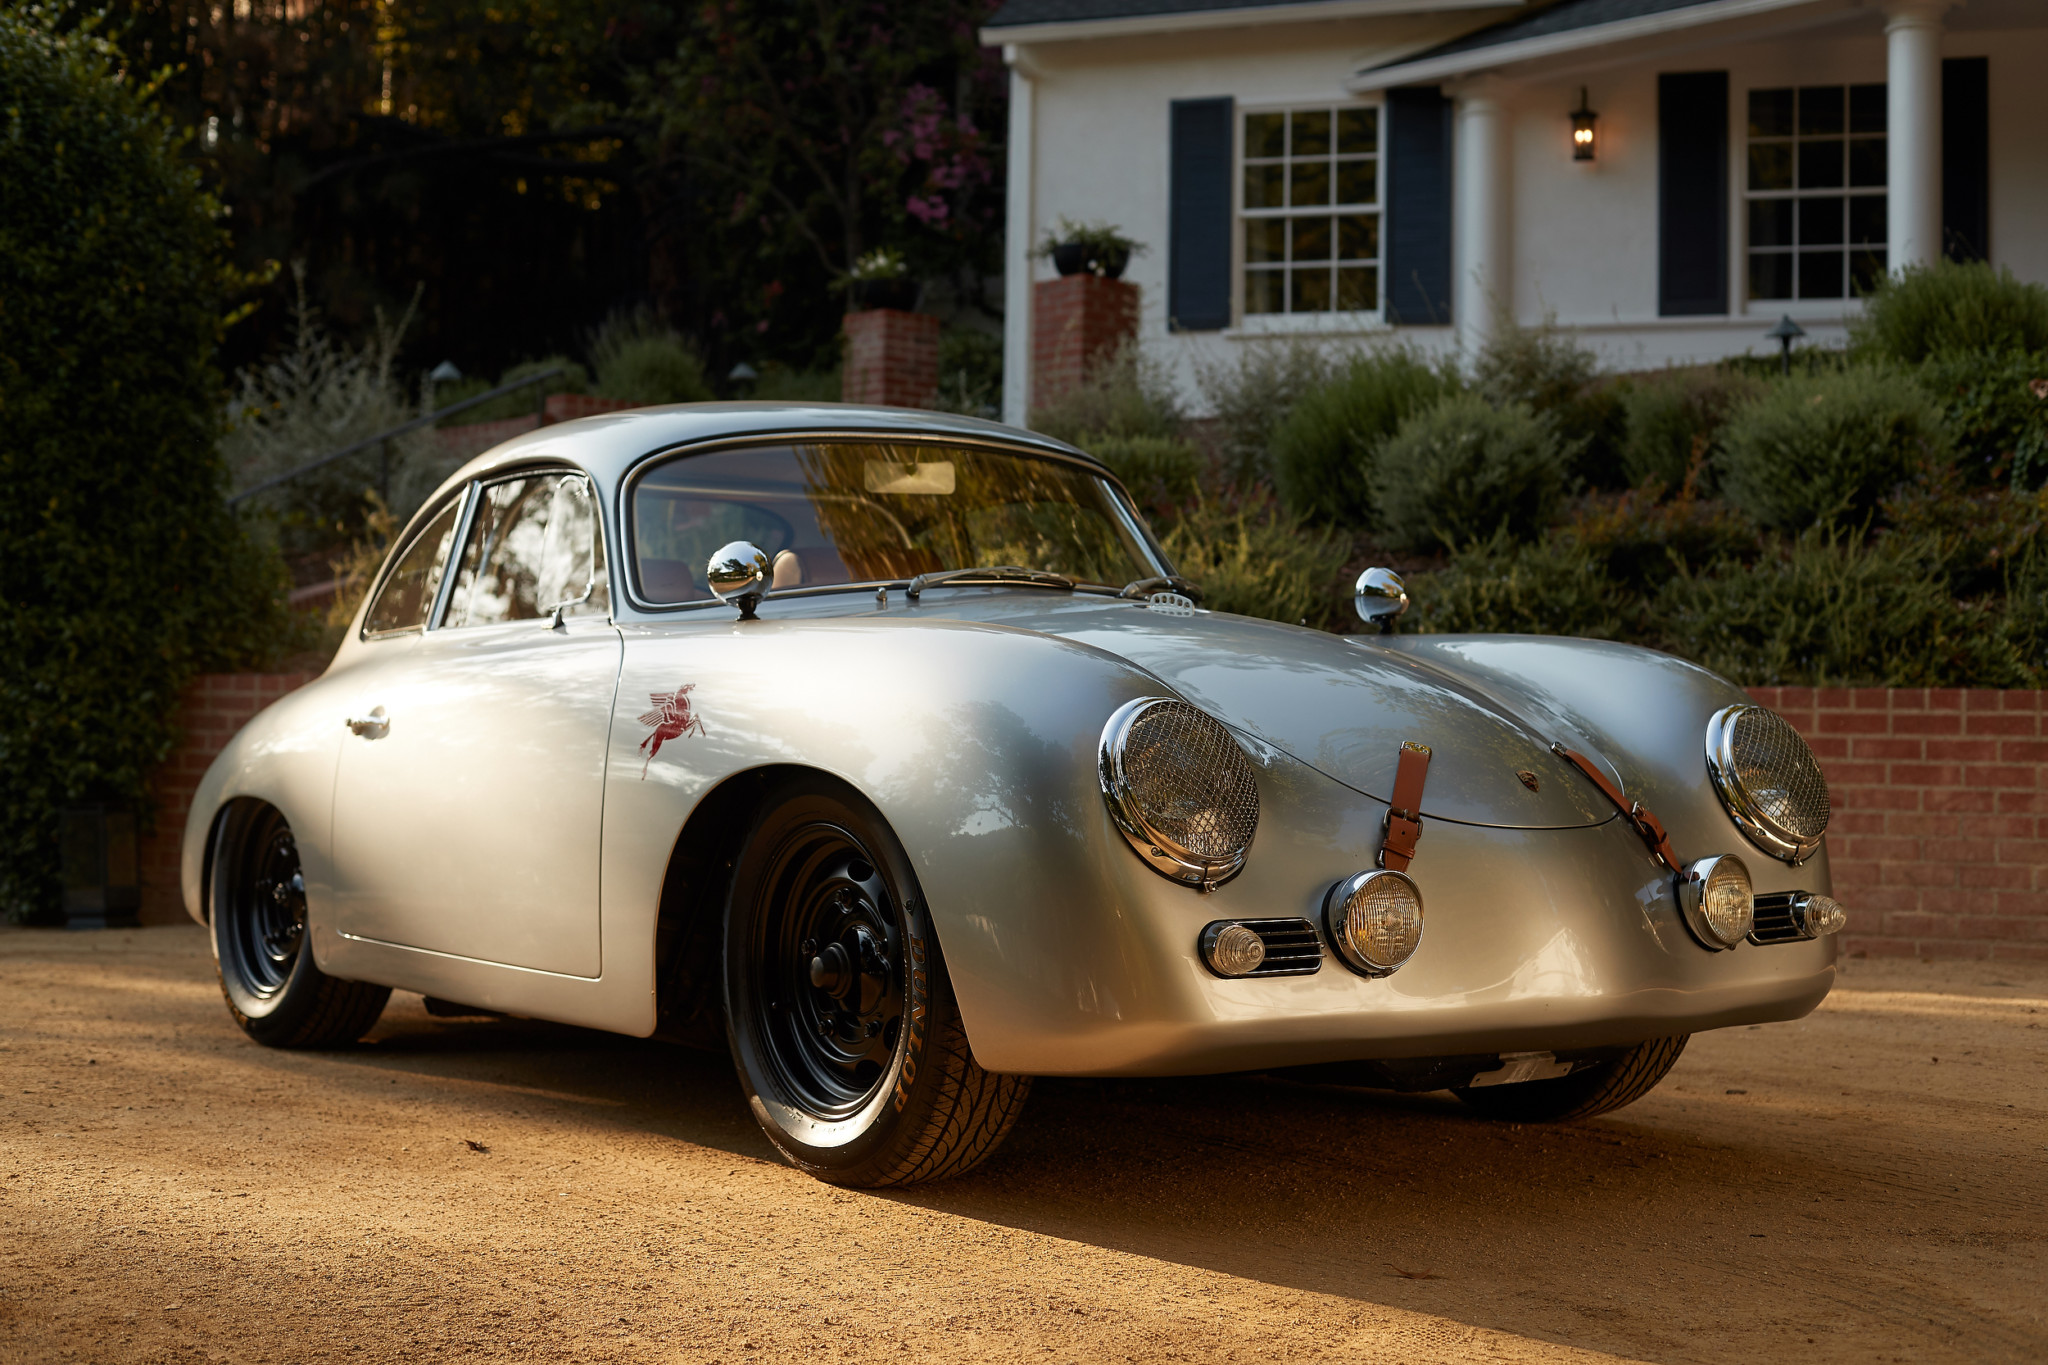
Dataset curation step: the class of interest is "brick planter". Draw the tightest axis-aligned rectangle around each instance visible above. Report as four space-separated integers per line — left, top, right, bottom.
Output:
1032 274 1140 413
842 309 940 408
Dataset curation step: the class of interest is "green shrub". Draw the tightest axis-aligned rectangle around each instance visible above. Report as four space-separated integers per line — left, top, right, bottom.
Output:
1161 498 1346 626
1913 349 2048 487
1851 261 2048 364
1619 367 1762 492
1027 342 1181 446
1407 531 1626 638
1473 314 1624 487
1 10 296 920
1717 367 1948 532
1654 527 2033 687
1082 433 1203 518
595 335 712 405
1270 348 1452 526
1370 394 1569 553
755 363 842 402
1197 339 1341 491
934 329 1002 418
447 356 589 426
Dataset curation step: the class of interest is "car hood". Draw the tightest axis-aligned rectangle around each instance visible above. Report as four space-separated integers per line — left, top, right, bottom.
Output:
927 595 1613 829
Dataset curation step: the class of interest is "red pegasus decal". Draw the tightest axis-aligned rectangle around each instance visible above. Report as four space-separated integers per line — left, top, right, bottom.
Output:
637 683 707 777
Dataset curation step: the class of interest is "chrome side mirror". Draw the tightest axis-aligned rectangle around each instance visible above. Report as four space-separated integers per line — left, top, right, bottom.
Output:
707 541 772 620
1354 567 1409 633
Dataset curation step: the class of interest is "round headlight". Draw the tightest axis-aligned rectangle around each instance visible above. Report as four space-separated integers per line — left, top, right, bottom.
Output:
1324 869 1424 976
1680 854 1753 949
1099 698 1260 889
1705 705 1830 864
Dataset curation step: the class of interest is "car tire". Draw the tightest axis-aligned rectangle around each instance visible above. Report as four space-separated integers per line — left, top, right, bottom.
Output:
723 774 1030 1187
211 802 391 1049
1453 1035 1689 1123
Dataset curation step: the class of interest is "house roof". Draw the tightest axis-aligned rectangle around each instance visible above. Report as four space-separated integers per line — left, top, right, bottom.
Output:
986 0 1347 24
983 0 1523 43
1379 0 1716 62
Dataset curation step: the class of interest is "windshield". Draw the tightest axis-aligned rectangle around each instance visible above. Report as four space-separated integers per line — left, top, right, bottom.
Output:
630 440 1162 605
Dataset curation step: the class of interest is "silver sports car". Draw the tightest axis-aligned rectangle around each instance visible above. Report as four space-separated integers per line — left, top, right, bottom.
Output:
183 405 1842 1186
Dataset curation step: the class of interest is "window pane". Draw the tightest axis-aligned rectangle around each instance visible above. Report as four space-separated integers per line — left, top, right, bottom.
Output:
1798 250 1844 299
1335 157 1377 205
1749 88 1794 138
1749 198 1794 248
364 497 462 636
1290 267 1332 313
1798 197 1844 246
1749 142 1793 191
446 475 605 629
1244 163 1284 209
1245 112 1285 159
1849 137 1886 187
1797 85 1844 136
1798 139 1844 190
1245 217 1286 263
1750 252 1793 301
1337 107 1378 154
1289 160 1330 207
1291 216 1332 262
1245 268 1285 315
1336 266 1378 311
1337 213 1379 261
1849 83 1887 134
1849 194 1886 245
1290 109 1331 157
1851 249 1888 294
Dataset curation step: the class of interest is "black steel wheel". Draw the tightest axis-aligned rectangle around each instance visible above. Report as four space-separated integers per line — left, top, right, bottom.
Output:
211 801 390 1048
724 775 1029 1186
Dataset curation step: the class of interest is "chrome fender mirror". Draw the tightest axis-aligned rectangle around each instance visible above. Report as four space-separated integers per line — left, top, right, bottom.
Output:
1354 567 1409 633
706 541 772 620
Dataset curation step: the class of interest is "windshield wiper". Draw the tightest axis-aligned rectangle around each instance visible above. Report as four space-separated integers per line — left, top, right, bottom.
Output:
904 565 1076 601
1118 574 1203 603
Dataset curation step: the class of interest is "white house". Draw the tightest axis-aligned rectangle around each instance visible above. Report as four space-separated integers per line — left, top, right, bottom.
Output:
981 0 2048 422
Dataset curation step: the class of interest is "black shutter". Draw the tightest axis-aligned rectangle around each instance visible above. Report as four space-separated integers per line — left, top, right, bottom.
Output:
1659 71 1728 316
1384 86 1453 326
1169 97 1233 331
1943 56 1989 262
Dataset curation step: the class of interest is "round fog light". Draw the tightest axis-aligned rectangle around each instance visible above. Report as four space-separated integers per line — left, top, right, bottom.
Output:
1681 854 1753 949
1202 922 1268 977
1325 869 1424 977
1796 893 1846 938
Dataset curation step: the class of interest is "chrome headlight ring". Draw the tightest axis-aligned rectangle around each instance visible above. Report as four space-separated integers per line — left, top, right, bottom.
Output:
1099 697 1261 891
1704 704 1831 865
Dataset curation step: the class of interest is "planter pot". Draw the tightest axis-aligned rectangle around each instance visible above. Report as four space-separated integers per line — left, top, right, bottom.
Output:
1095 246 1131 280
1051 242 1090 277
1050 242 1131 280
850 277 918 312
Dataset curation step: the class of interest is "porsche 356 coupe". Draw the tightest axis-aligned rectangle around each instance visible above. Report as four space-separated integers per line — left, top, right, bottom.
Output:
183 404 1842 1186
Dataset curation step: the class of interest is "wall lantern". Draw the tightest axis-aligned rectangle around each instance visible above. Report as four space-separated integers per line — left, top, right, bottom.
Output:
1570 88 1599 161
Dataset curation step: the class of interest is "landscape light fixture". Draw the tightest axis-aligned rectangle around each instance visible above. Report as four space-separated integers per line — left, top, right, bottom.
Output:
1570 88 1598 161
1766 314 1806 374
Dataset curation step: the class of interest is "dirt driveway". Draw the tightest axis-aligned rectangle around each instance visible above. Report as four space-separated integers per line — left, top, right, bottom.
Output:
0 927 2042 1365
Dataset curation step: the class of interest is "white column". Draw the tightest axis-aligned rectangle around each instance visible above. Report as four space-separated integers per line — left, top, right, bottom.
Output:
1000 46 1037 427
1885 0 1950 272
1452 80 1512 358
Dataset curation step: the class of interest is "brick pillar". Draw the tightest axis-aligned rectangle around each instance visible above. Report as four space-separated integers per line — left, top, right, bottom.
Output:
1031 274 1140 413
841 309 941 408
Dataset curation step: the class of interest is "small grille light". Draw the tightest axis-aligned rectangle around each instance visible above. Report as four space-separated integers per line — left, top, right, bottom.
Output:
1324 869 1424 976
1705 705 1831 864
1796 893 1846 937
1100 698 1261 889
1202 923 1269 977
1680 854 1754 950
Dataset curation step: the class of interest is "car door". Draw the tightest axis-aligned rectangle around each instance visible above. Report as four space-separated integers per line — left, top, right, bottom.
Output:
330 470 622 977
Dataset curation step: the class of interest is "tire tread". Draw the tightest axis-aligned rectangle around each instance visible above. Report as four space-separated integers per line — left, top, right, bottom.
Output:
1454 1035 1688 1123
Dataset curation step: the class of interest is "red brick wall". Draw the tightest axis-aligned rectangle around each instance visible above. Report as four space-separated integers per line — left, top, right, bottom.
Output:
842 309 940 408
137 672 318 925
1750 687 2047 962
1032 274 1139 413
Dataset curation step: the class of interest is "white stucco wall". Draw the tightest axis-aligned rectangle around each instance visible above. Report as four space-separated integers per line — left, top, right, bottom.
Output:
1002 10 2048 420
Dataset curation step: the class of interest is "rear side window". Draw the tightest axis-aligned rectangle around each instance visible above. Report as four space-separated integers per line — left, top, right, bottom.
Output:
443 473 609 629
363 497 463 637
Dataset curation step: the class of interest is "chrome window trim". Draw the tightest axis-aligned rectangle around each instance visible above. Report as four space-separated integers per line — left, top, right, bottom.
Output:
1704 704 1828 865
616 431 1168 615
1097 696 1258 892
430 465 611 633
359 484 472 642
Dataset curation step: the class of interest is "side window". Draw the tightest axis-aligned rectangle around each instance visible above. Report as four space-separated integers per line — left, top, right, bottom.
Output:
444 473 609 629
363 496 463 637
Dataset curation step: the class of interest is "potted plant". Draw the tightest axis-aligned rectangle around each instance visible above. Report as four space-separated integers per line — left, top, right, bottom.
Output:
1033 218 1146 280
846 247 918 312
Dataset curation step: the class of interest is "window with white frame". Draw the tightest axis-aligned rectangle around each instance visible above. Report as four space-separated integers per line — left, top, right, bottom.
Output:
1745 84 1887 302
1242 106 1381 317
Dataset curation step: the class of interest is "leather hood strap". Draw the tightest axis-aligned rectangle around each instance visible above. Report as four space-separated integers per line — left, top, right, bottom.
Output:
1379 742 1432 872
1552 743 1683 875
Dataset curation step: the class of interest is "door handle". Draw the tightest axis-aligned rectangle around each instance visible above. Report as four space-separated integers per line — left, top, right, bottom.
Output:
345 707 389 738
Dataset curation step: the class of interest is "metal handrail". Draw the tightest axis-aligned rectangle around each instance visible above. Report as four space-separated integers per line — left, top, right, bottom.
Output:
227 366 566 506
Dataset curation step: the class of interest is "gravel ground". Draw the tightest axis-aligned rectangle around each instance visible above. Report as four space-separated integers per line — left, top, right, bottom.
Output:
1 926 2042 1365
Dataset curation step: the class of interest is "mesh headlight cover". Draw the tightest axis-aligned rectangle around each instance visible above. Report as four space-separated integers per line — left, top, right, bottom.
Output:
1100 698 1261 888
1706 705 1831 863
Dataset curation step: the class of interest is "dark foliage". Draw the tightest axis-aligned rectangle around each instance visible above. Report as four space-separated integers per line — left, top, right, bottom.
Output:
1850 261 2048 365
1716 367 1949 532
1371 395 1570 553
1269 349 1451 525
